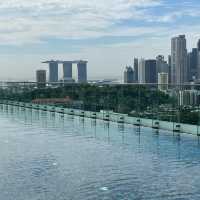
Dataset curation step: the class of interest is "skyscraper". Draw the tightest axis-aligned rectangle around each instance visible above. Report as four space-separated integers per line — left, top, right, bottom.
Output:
49 61 58 83
124 66 134 83
171 35 188 85
36 70 46 88
168 55 171 83
156 55 169 83
156 55 169 73
197 39 200 51
63 62 73 79
197 40 200 80
145 59 157 83
134 58 139 83
187 48 198 81
138 58 145 83
77 61 88 83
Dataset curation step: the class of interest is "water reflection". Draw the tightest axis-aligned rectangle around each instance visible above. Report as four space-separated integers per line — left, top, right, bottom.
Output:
0 105 200 199
118 124 125 145
91 119 97 138
103 121 110 143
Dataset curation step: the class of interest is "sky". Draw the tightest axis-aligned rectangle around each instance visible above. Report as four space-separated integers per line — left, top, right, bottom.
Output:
1 0 200 80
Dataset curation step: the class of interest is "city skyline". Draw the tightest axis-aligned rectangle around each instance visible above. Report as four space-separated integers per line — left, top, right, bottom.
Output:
0 0 200 80
124 35 200 85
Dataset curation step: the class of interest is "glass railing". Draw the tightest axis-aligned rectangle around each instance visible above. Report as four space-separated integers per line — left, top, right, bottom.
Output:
0 82 199 134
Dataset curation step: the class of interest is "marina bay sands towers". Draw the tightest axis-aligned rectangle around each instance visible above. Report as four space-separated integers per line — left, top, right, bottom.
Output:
42 60 88 83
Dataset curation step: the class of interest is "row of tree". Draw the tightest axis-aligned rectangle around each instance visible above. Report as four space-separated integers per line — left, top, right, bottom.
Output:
0 84 199 125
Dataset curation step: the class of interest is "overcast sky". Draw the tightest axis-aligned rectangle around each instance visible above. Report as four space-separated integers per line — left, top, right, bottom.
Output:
0 0 200 80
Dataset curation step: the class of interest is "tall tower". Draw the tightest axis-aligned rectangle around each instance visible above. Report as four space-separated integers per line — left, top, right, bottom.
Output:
36 70 46 88
197 40 200 80
138 58 145 83
134 58 139 83
77 61 88 83
145 59 157 83
156 55 169 83
187 48 198 81
171 35 188 85
49 61 58 83
63 62 73 80
197 39 200 51
124 66 134 83
168 55 171 83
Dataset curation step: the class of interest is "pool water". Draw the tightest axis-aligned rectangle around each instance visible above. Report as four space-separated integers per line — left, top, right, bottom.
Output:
0 105 200 200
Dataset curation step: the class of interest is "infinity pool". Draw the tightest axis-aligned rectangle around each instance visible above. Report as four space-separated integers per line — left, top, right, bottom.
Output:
0 105 200 200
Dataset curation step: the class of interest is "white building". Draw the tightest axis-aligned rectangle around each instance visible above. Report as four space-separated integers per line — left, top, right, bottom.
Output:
158 72 168 91
179 90 200 106
138 58 145 84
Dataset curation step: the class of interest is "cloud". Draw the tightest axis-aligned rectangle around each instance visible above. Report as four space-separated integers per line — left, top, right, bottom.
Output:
0 0 198 47
0 0 162 45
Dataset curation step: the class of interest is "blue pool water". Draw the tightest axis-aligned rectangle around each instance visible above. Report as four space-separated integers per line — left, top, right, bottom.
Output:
0 105 200 199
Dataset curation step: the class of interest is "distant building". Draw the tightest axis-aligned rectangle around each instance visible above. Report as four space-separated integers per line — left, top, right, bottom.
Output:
49 61 59 83
187 48 198 81
138 58 146 83
138 58 157 84
197 39 200 80
158 72 168 91
42 60 88 84
145 59 157 83
124 66 134 83
197 39 200 51
77 61 87 83
179 90 200 106
36 70 46 88
171 35 188 85
168 55 171 83
32 96 72 105
63 62 73 80
134 58 139 83
156 55 169 73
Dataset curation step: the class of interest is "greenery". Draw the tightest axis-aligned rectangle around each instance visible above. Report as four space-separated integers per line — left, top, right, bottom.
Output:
0 84 199 125
0 84 172 113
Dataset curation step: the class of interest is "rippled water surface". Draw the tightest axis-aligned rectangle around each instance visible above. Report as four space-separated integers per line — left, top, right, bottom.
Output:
1 105 200 200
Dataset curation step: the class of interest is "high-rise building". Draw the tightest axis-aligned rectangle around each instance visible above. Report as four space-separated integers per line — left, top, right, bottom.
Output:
197 40 200 80
187 48 198 81
156 55 169 83
156 55 169 73
171 35 188 85
62 61 75 83
63 62 73 79
36 70 46 88
134 58 139 83
158 72 168 91
124 66 134 83
145 59 157 83
197 39 200 51
138 58 146 83
168 55 171 83
49 61 58 83
77 61 87 83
